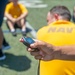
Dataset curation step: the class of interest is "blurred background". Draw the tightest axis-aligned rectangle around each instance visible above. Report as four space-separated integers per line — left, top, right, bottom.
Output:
1 0 75 75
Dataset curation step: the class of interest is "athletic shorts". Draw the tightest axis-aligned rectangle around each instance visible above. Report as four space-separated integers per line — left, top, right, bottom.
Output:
6 22 21 31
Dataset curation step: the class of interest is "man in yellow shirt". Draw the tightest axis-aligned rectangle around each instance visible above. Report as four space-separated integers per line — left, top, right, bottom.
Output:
27 6 75 75
5 0 28 36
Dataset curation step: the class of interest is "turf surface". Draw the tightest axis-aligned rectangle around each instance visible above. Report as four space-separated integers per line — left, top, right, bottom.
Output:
0 0 75 75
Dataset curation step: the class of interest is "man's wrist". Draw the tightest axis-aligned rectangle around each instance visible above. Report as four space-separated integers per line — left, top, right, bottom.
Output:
53 46 62 59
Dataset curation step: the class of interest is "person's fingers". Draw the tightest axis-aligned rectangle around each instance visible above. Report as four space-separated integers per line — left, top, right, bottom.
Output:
27 48 33 52
30 51 40 56
19 38 24 42
30 40 41 48
39 50 45 57
35 55 43 60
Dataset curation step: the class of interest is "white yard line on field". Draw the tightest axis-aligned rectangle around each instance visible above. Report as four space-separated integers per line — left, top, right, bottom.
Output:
19 0 47 8
26 22 37 38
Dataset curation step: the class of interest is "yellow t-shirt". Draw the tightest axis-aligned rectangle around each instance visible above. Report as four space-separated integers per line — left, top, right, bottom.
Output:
37 20 75 75
5 2 28 18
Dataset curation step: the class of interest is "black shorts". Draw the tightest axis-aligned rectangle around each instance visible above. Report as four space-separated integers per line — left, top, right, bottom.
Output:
6 22 21 30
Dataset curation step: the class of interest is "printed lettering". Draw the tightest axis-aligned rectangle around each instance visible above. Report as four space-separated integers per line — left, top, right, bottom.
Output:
67 28 73 33
57 28 65 32
48 27 56 32
48 27 75 33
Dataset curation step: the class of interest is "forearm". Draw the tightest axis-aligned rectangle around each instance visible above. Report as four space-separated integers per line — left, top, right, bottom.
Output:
27 40 75 61
55 45 75 55
5 13 14 21
17 12 28 21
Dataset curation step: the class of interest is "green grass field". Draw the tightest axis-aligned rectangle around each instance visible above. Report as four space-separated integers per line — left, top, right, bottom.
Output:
1 0 75 75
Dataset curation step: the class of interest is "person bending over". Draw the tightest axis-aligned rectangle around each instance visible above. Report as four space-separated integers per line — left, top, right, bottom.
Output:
26 6 75 75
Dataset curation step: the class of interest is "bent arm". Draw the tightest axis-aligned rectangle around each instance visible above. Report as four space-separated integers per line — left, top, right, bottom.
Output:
17 12 28 21
5 13 14 21
28 40 75 60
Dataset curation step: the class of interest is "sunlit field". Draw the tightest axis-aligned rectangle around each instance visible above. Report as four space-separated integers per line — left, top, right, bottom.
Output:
1 0 75 75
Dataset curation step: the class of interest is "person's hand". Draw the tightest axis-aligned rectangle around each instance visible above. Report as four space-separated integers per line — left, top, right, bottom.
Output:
27 40 57 61
16 17 21 22
12 18 16 23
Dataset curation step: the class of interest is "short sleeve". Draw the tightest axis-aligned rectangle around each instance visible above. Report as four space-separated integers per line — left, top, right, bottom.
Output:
19 4 28 13
5 4 10 13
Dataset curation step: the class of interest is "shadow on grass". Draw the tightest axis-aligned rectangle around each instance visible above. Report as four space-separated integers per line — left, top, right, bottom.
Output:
0 53 31 72
3 27 32 34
